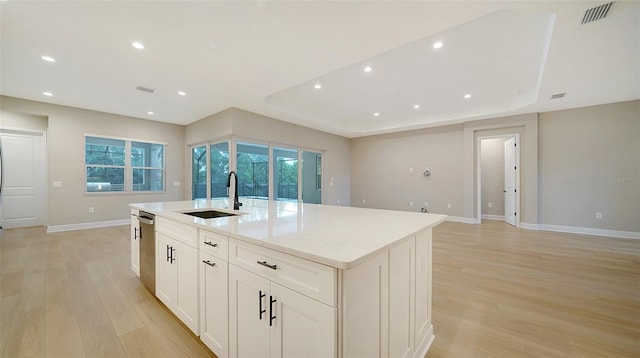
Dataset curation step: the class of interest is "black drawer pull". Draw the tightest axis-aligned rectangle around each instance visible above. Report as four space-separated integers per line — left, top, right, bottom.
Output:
204 241 218 248
202 260 216 267
257 260 277 270
269 296 277 326
259 290 266 320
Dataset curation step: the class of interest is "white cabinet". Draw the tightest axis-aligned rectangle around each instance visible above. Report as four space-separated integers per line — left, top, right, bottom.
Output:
228 241 336 358
341 229 434 358
130 209 140 277
199 251 228 358
156 218 199 334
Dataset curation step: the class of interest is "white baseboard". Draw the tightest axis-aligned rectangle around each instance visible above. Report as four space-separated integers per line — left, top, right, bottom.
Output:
481 214 505 221
446 216 478 224
47 219 129 233
520 222 639 240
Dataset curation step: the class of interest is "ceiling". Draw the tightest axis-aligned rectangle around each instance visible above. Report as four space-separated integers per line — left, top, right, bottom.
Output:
1 1 638 138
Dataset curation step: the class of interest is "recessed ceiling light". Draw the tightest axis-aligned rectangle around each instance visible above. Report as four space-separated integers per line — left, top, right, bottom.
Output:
373 112 380 117
464 94 472 99
364 66 372 73
132 42 145 49
433 41 444 49
314 83 322 89
178 91 186 96
413 104 420 109
41 55 56 62
42 92 53 96
147 111 154 115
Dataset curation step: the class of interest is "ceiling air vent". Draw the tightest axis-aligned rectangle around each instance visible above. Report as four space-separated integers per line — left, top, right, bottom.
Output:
580 2 614 24
135 85 156 94
551 93 566 100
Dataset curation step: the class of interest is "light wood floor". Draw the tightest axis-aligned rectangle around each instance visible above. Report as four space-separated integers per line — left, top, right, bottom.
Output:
0 221 638 357
426 220 640 358
0 225 214 358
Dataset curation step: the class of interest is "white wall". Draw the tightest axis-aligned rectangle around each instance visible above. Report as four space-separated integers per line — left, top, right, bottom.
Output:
185 108 352 206
0 95 185 227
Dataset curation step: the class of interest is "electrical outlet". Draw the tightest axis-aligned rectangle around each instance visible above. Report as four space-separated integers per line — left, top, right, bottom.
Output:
423 202 429 207
173 181 181 186
409 201 414 206
595 212 603 219
447 203 452 209
52 181 62 188
488 202 493 208
89 207 95 213
362 199 366 204
409 167 413 173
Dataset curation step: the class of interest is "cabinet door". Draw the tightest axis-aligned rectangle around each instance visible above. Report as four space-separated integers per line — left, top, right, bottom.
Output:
229 265 270 358
200 252 228 357
174 239 199 334
156 232 177 308
389 237 415 358
270 282 336 358
130 212 140 277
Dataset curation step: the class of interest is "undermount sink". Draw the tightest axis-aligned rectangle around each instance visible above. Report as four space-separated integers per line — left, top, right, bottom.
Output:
182 210 239 219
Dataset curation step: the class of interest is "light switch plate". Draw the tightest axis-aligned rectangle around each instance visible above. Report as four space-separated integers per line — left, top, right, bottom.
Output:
52 181 62 188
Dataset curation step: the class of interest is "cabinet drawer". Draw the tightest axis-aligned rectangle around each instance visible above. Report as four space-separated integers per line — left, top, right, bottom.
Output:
229 239 336 306
156 217 198 248
199 229 228 260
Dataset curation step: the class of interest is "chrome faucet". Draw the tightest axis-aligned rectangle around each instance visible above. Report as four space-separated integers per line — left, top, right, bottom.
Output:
227 171 242 210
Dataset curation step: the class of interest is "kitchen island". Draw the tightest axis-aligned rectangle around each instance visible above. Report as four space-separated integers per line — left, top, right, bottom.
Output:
130 199 446 358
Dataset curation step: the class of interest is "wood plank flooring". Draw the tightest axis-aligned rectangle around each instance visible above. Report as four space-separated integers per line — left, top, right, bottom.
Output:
426 220 640 358
0 226 214 358
0 221 638 357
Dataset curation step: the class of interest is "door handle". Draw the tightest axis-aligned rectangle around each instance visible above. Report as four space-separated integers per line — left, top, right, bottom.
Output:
170 247 176 263
269 296 277 327
204 241 218 248
134 227 138 240
202 260 215 267
259 290 266 320
257 260 278 270
166 245 171 262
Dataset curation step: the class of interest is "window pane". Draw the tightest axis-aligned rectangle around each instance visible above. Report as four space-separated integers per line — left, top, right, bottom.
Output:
132 142 164 168
85 137 125 165
237 142 269 199
273 147 298 201
210 142 229 198
302 151 322 204
133 168 164 192
86 166 124 192
192 145 207 199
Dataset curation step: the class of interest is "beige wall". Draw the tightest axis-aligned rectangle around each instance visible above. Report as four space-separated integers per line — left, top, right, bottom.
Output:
481 138 505 216
351 124 465 215
539 100 640 232
0 96 185 226
0 111 48 131
185 108 352 205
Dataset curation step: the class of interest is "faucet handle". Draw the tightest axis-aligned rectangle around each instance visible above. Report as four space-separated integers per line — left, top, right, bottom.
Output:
238 202 243 207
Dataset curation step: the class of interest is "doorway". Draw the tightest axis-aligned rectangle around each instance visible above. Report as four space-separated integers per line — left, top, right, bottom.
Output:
0 129 47 228
477 134 520 227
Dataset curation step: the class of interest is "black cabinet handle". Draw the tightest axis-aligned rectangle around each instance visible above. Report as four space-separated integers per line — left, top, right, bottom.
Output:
257 260 277 270
204 241 218 248
166 244 170 262
134 227 138 240
202 260 215 267
259 290 266 320
170 247 176 264
269 296 277 327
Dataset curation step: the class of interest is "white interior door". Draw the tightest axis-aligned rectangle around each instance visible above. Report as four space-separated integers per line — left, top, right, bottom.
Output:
504 137 517 226
0 131 46 228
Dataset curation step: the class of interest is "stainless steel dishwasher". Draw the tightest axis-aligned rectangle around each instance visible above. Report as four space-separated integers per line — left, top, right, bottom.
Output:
137 211 155 294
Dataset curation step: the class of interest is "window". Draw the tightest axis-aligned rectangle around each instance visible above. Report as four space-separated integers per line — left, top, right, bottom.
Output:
192 145 207 199
85 135 164 193
132 141 164 191
273 147 298 201
237 142 269 199
210 142 229 198
302 151 322 204
190 138 323 204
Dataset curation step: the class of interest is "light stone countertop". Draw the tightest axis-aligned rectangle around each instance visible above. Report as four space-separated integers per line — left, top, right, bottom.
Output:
130 199 446 269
